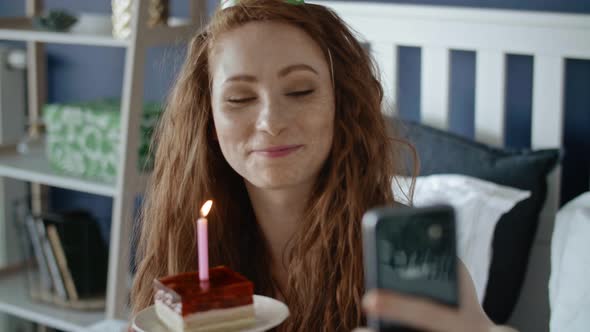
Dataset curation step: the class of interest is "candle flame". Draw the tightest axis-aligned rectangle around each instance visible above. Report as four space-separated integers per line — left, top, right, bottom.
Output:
200 200 213 218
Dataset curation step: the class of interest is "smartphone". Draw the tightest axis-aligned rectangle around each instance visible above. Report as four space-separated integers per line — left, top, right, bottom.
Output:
362 204 459 332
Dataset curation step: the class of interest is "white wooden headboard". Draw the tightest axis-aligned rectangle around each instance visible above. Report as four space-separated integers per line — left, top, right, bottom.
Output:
314 1 590 331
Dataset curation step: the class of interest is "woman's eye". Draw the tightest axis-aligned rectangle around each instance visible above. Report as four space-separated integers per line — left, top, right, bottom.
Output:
227 97 256 104
287 89 314 97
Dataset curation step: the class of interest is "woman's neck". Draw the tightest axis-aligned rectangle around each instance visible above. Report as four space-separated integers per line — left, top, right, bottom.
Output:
245 180 313 288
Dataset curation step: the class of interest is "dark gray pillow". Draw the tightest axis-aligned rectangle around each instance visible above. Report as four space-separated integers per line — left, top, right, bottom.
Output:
398 120 560 324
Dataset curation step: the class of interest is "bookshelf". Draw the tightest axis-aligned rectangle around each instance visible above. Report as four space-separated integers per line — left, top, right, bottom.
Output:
0 0 207 330
0 16 201 47
0 268 105 331
0 145 117 197
0 17 129 47
0 144 151 197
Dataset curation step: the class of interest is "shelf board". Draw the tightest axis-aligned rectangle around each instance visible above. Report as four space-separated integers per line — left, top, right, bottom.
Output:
0 16 200 48
0 145 117 197
0 268 106 332
0 17 129 48
87 319 128 332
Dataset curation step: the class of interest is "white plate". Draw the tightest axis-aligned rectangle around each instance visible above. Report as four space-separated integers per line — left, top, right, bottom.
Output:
132 295 289 332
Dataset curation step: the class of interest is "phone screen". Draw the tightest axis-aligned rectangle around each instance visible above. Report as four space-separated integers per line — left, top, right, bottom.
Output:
364 206 458 332
375 207 457 306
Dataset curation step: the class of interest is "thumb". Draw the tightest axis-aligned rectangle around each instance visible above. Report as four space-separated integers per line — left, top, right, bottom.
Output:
352 328 375 332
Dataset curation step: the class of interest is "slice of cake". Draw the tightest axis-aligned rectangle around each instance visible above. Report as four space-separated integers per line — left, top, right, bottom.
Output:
154 266 255 332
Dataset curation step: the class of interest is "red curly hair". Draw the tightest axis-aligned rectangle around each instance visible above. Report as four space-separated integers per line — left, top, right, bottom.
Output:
131 0 414 330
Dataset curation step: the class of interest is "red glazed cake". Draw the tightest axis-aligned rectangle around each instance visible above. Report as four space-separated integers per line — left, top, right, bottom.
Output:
154 266 255 332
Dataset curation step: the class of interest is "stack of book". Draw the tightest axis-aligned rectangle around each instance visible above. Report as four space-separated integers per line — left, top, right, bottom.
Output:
23 210 109 310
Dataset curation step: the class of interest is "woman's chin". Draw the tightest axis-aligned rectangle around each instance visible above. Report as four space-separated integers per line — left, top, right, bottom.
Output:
245 172 310 191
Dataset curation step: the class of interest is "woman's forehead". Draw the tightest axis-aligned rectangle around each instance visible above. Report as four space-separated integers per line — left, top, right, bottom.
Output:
209 21 329 80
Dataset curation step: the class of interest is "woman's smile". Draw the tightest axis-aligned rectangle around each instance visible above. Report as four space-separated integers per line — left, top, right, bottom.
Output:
251 144 304 158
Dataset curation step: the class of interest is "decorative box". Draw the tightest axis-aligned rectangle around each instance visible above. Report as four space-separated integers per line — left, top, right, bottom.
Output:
43 100 161 182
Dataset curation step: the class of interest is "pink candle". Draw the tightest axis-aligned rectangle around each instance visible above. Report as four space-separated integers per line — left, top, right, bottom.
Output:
197 200 213 281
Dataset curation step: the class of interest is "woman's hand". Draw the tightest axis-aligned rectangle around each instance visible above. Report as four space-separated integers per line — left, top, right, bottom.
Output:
354 261 497 332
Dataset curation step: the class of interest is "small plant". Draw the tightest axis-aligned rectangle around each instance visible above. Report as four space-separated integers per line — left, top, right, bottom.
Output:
33 10 78 32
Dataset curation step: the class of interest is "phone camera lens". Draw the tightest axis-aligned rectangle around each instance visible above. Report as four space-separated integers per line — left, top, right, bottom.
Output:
428 224 443 240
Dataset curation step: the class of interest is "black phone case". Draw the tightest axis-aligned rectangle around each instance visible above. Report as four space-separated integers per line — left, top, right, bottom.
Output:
362 205 458 332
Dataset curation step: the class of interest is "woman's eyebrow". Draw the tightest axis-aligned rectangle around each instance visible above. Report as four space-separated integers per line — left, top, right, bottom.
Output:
223 64 318 84
224 74 257 84
278 64 318 77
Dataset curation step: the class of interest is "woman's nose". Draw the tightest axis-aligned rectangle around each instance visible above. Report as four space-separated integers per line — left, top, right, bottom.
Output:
255 98 288 137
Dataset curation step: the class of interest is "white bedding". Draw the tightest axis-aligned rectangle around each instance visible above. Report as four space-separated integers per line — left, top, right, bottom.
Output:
393 174 530 302
550 192 590 332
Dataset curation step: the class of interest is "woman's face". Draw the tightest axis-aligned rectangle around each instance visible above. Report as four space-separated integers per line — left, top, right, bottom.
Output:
210 21 335 190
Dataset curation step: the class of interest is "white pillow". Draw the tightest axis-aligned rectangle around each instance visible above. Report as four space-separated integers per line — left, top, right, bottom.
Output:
550 192 590 332
392 174 530 303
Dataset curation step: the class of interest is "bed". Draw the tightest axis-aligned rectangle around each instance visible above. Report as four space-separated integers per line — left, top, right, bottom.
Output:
312 2 590 331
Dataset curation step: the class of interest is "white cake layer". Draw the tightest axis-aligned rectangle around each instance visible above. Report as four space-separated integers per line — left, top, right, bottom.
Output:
155 300 255 332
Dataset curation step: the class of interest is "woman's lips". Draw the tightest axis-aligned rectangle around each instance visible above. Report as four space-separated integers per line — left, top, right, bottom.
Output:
252 145 303 158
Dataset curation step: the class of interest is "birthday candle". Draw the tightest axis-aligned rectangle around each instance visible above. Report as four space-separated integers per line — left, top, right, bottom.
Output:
197 200 213 281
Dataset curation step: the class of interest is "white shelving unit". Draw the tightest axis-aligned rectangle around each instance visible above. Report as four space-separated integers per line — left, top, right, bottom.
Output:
0 0 206 330
0 16 204 47
0 17 129 47
0 269 105 331
0 145 117 197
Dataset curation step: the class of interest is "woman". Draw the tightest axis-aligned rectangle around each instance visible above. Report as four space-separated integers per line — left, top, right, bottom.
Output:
132 0 501 331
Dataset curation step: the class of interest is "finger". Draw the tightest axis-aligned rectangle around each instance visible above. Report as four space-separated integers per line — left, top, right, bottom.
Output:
362 290 459 332
351 328 375 332
490 326 519 332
